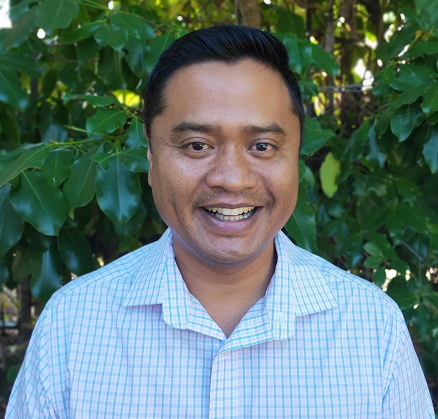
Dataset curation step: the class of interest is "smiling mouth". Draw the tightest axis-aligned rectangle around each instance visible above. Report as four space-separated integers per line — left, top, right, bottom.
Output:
204 206 256 221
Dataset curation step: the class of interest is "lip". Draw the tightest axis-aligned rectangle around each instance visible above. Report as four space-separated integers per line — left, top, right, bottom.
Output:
201 203 260 209
197 206 262 235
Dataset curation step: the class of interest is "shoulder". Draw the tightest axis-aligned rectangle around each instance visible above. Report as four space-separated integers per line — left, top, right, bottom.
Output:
279 233 403 323
44 239 161 313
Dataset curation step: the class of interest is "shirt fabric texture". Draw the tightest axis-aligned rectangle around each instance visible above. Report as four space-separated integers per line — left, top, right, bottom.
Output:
6 229 435 418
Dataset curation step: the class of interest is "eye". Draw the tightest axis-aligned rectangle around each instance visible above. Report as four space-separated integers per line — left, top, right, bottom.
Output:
251 142 276 152
184 141 211 151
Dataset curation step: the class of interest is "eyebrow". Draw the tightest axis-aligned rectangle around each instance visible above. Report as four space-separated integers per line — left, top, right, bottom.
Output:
171 121 286 136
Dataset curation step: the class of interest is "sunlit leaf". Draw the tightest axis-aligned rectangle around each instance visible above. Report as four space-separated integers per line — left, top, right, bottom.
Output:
320 152 340 198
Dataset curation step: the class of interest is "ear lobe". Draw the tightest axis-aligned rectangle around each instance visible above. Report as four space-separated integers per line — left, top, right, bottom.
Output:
147 146 153 187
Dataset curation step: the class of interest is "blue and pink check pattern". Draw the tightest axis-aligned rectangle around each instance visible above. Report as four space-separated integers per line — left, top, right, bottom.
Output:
6 229 434 418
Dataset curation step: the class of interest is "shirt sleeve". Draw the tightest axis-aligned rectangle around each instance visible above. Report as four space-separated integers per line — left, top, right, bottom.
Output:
382 311 435 418
5 304 60 419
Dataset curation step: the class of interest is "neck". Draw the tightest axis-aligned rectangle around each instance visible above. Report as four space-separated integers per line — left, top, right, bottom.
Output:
172 237 277 337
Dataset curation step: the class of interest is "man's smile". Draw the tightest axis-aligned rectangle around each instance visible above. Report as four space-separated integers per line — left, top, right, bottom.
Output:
204 206 256 221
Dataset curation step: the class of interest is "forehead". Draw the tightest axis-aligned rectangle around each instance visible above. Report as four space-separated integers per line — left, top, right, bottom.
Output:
159 59 294 127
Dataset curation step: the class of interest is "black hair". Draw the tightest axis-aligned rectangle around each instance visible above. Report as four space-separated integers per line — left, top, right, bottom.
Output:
142 25 304 148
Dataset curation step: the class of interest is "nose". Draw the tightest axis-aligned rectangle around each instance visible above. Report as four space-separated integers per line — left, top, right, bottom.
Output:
205 144 258 192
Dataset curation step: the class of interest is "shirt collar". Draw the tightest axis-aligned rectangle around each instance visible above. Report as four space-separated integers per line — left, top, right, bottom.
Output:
122 229 338 340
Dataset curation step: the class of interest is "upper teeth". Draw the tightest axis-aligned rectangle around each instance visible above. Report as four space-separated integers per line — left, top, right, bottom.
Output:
205 207 254 216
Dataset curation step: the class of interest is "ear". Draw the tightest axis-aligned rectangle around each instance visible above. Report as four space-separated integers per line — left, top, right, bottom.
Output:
144 127 153 187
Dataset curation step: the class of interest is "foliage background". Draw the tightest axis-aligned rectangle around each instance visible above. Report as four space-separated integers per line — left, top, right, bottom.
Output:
0 0 437 414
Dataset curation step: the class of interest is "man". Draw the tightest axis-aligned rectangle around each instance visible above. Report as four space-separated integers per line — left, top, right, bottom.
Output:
6 25 434 418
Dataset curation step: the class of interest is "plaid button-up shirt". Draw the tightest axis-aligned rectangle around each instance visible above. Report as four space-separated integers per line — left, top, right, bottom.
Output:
6 229 434 418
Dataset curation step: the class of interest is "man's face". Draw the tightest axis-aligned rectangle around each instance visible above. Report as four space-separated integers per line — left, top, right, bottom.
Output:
147 59 301 267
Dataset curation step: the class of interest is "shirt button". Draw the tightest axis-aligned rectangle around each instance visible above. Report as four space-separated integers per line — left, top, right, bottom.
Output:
222 351 230 359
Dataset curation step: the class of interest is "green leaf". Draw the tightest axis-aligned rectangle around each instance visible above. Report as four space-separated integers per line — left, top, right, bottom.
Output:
342 120 370 162
386 288 420 311
403 40 438 59
389 65 433 92
300 116 334 155
94 23 127 52
363 256 382 268
284 186 315 250
10 171 67 236
76 37 101 63
62 150 98 210
109 12 154 41
390 105 415 141
90 151 116 171
59 21 101 43
35 0 79 32
373 266 387 287
373 66 396 99
84 95 120 107
374 108 391 135
2 6 37 50
0 185 24 258
283 35 311 74
421 80 438 116
124 36 149 78
319 152 340 198
95 155 141 225
41 149 75 187
145 33 175 73
41 124 68 143
125 117 147 148
29 244 63 303
113 199 148 238
310 43 339 76
398 203 428 233
389 86 424 111
24 223 53 251
86 108 127 135
57 227 94 276
98 46 127 90
386 208 403 236
365 126 386 170
0 145 49 189
386 25 417 61
364 241 383 257
11 242 34 284
119 147 149 173
0 67 29 111
276 10 305 37
423 127 438 173
0 52 43 77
